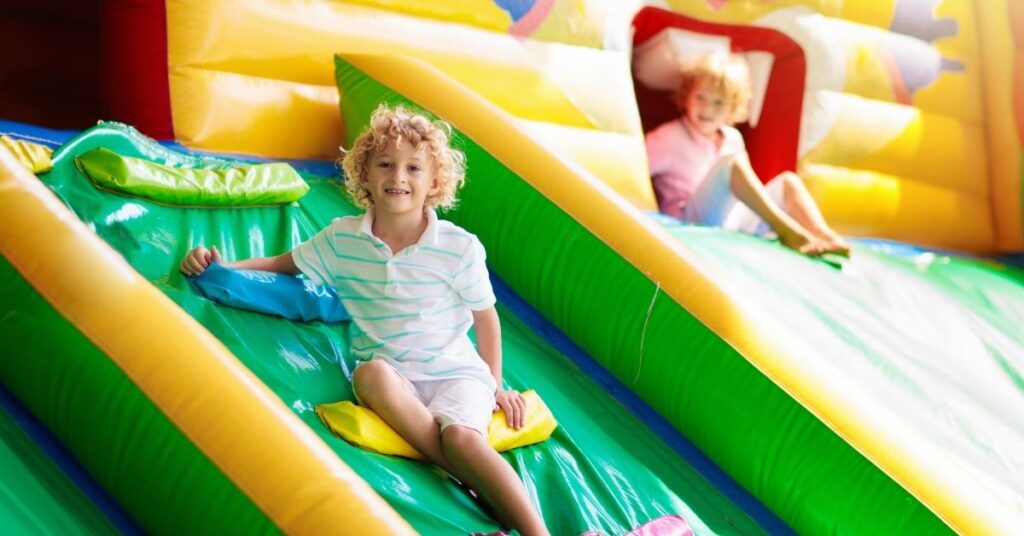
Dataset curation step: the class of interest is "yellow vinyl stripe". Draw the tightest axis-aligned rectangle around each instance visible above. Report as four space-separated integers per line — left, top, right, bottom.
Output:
976 0 1024 252
337 51 1017 535
0 146 413 535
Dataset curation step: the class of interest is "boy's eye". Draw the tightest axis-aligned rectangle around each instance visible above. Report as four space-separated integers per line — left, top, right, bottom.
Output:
409 165 421 172
377 161 392 168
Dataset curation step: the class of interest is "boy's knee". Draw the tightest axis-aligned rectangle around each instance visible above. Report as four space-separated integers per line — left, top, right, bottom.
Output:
441 424 485 452
352 360 394 395
777 171 800 187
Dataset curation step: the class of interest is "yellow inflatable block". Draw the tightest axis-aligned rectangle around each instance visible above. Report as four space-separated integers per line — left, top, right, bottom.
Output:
839 0 895 29
339 0 512 32
802 163 994 252
1 136 52 174
802 92 987 197
911 57 984 125
170 68 344 159
517 120 656 210
316 390 558 460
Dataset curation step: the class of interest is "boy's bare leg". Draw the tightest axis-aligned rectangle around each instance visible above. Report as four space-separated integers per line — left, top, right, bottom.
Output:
352 361 460 476
728 160 825 256
775 172 851 256
442 425 549 536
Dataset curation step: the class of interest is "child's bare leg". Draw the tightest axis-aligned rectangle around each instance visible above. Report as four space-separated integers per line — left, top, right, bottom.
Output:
352 361 460 475
775 171 851 255
442 425 549 536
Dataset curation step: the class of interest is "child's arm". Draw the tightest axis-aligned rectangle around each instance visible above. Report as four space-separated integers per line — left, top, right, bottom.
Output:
728 157 825 256
473 306 525 430
180 245 298 276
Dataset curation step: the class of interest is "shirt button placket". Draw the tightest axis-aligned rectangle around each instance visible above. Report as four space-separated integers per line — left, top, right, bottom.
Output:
385 259 396 297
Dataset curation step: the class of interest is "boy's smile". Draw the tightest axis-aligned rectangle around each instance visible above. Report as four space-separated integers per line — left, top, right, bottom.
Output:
684 80 730 140
365 140 439 217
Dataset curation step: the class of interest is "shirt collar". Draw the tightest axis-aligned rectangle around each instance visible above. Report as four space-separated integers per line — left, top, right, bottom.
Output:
356 208 440 247
680 117 722 150
420 208 439 246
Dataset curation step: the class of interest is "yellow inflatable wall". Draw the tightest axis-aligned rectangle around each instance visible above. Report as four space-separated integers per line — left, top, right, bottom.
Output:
163 0 1022 253
165 0 655 209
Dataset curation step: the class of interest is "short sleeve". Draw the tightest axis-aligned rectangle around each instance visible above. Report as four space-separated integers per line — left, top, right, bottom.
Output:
292 221 336 287
645 125 670 177
721 126 748 160
452 236 496 311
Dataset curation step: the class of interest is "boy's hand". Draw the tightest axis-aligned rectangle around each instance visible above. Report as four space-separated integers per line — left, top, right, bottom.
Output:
180 245 222 276
494 389 526 430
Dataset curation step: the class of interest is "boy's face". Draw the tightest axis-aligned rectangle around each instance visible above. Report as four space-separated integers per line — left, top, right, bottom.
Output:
364 139 439 217
684 80 730 138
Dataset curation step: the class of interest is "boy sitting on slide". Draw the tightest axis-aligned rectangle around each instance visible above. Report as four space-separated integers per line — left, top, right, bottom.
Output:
180 104 549 536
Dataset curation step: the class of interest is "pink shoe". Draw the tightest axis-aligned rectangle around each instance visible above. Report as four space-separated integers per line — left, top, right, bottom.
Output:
626 515 694 536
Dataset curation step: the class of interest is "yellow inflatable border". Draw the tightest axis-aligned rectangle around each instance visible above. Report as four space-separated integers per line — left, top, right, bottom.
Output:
0 146 413 535
977 0 1024 251
337 51 1019 534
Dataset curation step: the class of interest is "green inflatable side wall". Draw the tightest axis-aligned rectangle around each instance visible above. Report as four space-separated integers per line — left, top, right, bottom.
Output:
0 392 119 536
0 259 276 535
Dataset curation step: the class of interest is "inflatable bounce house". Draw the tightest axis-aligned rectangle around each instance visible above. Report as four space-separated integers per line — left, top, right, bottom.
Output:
2 0 1022 534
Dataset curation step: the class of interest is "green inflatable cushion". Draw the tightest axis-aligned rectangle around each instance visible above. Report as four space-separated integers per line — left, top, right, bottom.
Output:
74 147 309 206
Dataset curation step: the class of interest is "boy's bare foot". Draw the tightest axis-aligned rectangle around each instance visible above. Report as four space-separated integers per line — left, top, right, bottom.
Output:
824 238 851 257
778 229 828 257
808 229 851 257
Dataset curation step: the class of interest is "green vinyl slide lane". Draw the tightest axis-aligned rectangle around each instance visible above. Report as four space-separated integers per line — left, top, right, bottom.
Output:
0 390 120 536
4 121 770 535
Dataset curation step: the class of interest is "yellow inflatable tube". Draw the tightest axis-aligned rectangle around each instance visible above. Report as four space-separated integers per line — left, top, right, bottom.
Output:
802 163 994 251
337 50 1020 534
0 146 413 535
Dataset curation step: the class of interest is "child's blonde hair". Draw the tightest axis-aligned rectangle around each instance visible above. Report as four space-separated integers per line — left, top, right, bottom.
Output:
341 104 467 211
673 52 751 125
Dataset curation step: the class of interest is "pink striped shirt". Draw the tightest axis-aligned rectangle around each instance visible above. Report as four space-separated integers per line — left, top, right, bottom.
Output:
645 119 745 219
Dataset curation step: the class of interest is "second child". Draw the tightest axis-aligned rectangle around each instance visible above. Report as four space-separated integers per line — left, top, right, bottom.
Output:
646 52 850 257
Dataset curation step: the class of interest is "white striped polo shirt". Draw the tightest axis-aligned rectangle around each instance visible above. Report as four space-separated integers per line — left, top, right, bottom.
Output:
292 208 497 389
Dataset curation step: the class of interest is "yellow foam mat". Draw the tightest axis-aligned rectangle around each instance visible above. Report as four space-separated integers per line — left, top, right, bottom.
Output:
316 389 558 460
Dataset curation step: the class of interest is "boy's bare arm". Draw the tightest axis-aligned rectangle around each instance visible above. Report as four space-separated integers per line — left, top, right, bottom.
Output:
473 306 525 429
180 245 298 276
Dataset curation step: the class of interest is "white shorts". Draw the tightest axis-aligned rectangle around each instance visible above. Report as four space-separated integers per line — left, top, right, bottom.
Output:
354 361 495 438
682 162 786 237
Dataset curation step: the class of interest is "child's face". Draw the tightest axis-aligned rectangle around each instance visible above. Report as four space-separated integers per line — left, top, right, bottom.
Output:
684 80 730 138
364 139 439 217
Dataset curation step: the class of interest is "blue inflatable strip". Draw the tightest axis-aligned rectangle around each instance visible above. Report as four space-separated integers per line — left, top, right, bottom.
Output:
489 274 794 535
161 141 342 178
0 386 144 535
0 119 78 149
189 263 350 323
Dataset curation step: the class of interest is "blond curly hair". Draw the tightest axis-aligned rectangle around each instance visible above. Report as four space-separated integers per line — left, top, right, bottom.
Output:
673 52 752 125
340 104 467 211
